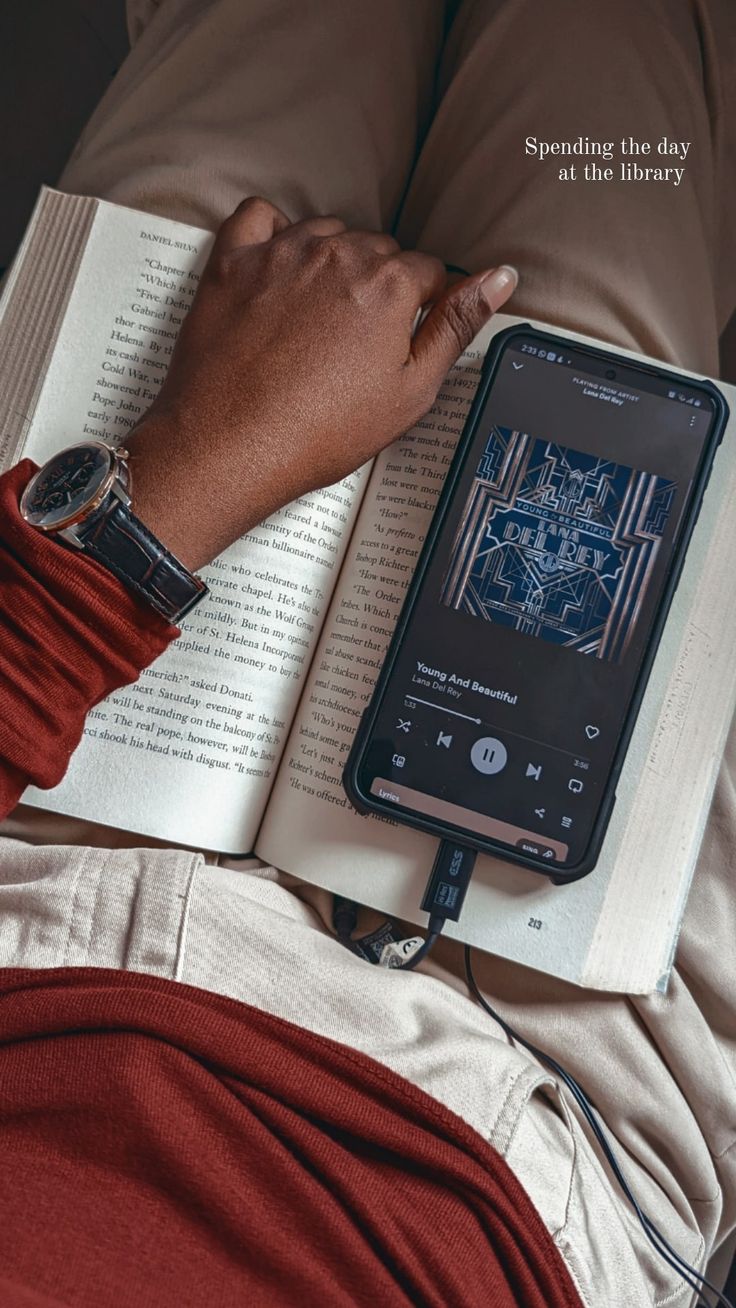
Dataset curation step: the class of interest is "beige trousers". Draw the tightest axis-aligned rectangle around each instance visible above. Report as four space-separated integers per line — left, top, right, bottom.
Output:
4 1 736 1304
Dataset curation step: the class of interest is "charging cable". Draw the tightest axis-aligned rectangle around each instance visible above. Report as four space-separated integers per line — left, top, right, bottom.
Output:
333 838 734 1305
463 948 735 1308
333 839 476 970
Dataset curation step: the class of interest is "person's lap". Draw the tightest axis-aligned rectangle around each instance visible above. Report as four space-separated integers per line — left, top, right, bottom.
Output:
8 0 736 1297
399 0 736 1281
398 0 736 371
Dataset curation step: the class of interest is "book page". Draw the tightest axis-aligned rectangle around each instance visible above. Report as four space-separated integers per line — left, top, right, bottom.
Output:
16 192 370 850
258 320 736 993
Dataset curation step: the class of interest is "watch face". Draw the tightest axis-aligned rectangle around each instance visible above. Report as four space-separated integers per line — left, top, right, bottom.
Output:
21 442 114 530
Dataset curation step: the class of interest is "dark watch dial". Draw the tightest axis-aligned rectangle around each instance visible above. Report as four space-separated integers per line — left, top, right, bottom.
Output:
20 442 114 530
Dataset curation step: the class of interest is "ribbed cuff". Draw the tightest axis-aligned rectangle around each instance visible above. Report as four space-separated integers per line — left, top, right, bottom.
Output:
0 460 178 815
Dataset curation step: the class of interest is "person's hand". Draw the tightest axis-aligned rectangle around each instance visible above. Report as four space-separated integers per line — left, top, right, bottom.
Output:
126 197 518 570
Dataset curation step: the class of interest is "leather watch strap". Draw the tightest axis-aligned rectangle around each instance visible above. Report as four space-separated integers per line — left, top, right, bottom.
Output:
76 497 208 624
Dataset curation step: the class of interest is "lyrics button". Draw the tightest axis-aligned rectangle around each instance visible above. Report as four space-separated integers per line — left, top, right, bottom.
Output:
515 838 557 861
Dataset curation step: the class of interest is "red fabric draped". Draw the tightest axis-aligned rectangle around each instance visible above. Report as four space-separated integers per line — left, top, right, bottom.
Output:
0 460 584 1306
0 967 583 1308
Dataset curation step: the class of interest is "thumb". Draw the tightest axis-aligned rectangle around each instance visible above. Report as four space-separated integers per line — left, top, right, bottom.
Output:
411 265 518 382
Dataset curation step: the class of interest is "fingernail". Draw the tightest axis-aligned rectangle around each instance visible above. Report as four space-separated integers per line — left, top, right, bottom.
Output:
480 264 519 309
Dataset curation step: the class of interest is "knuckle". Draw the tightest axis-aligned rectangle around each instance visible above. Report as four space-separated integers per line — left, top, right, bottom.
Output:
391 257 414 286
311 233 350 267
319 233 344 256
372 235 400 259
380 259 412 296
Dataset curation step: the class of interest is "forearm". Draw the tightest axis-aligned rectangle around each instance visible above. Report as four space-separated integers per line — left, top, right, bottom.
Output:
0 461 177 819
0 201 516 820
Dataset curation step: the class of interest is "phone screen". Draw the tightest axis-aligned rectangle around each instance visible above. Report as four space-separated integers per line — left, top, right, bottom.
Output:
349 331 721 874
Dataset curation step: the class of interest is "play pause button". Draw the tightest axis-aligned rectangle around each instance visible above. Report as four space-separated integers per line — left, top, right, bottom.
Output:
470 737 508 775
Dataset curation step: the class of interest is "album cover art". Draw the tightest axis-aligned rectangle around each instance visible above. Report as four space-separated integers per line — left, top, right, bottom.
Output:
441 427 677 662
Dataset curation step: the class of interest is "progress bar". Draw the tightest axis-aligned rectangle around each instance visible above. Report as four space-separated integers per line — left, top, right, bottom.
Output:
404 695 481 724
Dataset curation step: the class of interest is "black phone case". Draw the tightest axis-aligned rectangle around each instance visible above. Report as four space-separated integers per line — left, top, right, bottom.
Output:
343 323 730 884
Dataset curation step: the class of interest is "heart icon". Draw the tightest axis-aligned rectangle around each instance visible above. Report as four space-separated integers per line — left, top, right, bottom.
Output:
585 725 600 740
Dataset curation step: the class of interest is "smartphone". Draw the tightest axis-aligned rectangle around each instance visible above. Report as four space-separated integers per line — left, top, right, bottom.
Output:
344 325 728 882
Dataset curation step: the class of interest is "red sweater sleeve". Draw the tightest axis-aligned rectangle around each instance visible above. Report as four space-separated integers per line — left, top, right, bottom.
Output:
0 460 178 817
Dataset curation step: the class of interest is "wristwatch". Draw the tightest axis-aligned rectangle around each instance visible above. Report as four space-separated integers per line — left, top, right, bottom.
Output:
19 440 208 624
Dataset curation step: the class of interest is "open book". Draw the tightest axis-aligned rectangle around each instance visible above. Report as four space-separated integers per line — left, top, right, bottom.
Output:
2 187 736 994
